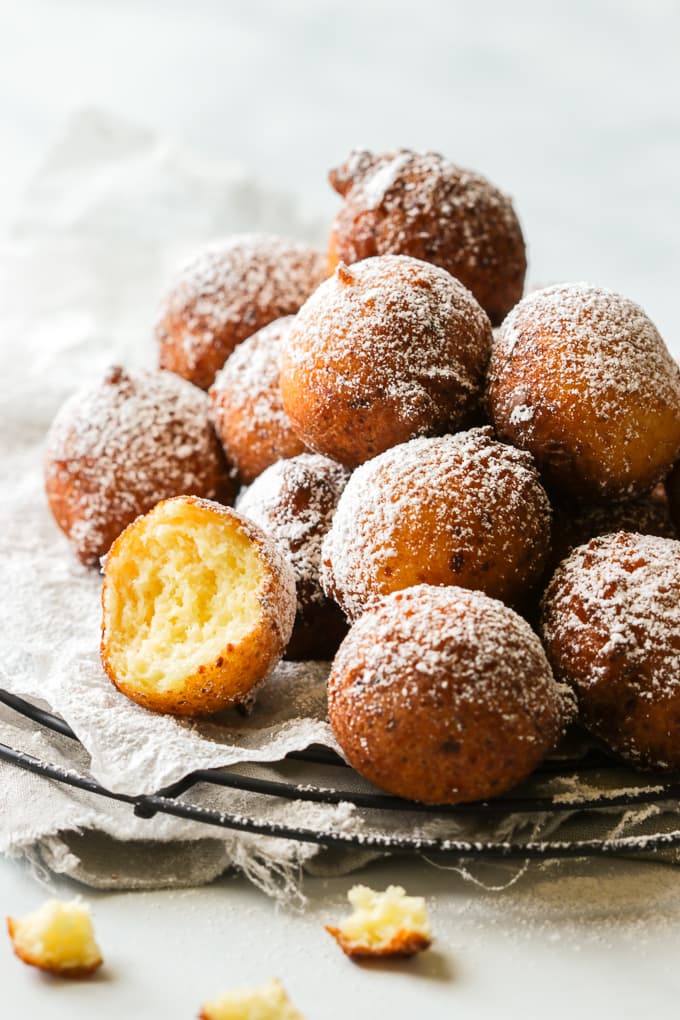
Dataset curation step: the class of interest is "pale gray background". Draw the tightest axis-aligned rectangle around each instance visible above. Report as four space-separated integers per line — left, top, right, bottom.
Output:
1 0 679 342
1 1 680 1017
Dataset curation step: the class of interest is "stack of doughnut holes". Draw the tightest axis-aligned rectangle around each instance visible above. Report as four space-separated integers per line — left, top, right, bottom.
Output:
44 149 680 805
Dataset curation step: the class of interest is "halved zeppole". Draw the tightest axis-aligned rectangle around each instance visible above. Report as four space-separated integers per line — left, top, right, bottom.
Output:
100 496 296 716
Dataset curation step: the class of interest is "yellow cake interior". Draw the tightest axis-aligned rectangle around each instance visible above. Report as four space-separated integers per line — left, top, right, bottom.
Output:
333 884 431 949
200 978 304 1020
8 898 102 973
104 499 265 692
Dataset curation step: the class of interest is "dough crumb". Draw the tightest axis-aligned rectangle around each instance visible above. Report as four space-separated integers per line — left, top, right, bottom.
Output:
7 898 103 977
199 978 304 1019
326 884 432 958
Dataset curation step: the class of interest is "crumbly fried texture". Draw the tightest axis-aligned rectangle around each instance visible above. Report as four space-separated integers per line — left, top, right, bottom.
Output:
321 428 552 620
45 365 234 567
279 254 492 468
542 531 680 769
328 149 526 325
7 899 102 977
199 978 304 1020
209 317 307 484
101 495 296 716
236 453 350 659
156 234 327 389
328 585 575 803
488 284 680 501
326 885 431 959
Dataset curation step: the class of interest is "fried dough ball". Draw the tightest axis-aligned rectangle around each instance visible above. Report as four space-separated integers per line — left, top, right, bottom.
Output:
321 428 551 621
209 316 307 484
156 234 327 390
328 149 526 325
237 454 350 659
45 366 233 567
326 885 432 960
328 585 575 804
101 496 296 716
542 532 680 769
667 462 680 532
7 899 102 977
487 284 680 501
549 484 677 572
279 255 493 468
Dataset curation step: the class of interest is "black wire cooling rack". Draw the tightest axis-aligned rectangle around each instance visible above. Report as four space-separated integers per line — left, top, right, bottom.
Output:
2 686 680 861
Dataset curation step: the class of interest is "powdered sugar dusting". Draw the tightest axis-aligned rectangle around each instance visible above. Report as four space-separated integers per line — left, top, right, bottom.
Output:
489 283 680 497
494 283 678 389
329 149 526 323
281 254 492 461
237 454 350 616
321 427 551 621
360 152 412 209
209 316 306 481
334 584 575 718
542 532 680 766
509 404 534 424
156 233 327 386
332 147 526 275
212 316 293 422
45 366 229 564
329 584 576 761
159 233 323 333
543 532 680 696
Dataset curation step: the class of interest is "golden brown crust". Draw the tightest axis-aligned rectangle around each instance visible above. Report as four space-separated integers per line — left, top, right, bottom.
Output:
328 585 574 804
209 317 306 484
156 235 327 390
542 531 680 769
320 429 552 620
325 925 431 960
328 150 526 325
488 284 680 501
6 917 103 978
45 366 234 567
101 618 284 718
280 255 493 469
100 496 296 717
236 454 350 660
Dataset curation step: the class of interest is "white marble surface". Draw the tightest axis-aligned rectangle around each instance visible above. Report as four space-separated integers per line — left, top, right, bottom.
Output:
1 0 680 1016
